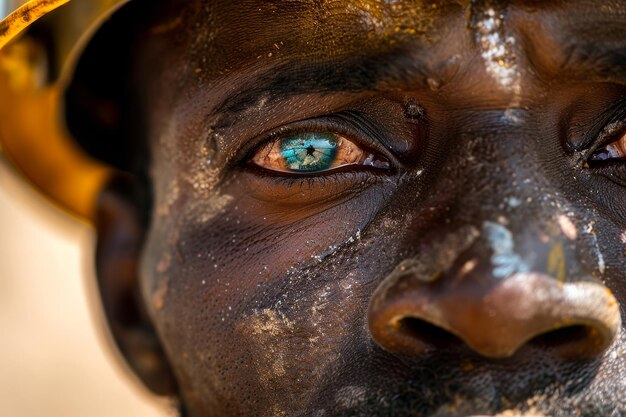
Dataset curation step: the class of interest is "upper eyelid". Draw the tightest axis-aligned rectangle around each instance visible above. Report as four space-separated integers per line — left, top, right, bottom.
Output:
567 98 626 153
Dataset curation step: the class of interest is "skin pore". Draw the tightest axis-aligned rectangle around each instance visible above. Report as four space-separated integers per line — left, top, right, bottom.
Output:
69 0 626 416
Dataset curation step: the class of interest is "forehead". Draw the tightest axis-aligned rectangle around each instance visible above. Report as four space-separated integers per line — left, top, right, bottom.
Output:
130 0 626 132
134 0 626 119
174 0 626 73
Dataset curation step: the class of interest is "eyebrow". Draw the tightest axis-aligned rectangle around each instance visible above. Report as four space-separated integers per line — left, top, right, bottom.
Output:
213 48 429 117
559 41 626 82
547 11 626 82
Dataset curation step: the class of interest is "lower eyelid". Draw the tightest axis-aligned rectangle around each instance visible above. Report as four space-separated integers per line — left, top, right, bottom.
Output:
239 169 385 207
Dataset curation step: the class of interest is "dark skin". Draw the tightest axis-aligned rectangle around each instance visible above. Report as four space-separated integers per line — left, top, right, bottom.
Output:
67 0 626 416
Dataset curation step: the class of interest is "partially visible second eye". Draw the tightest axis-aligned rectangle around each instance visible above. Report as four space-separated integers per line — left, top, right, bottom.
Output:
251 132 391 174
588 130 626 162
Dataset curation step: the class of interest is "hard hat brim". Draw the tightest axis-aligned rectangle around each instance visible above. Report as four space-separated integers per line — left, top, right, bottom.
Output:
0 0 130 221
0 0 71 50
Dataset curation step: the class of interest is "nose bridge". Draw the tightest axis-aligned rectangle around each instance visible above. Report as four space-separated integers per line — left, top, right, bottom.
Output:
429 119 544 212
411 182 573 286
422 116 585 277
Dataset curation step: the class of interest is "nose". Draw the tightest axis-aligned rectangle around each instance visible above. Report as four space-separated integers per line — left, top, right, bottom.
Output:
368 267 621 359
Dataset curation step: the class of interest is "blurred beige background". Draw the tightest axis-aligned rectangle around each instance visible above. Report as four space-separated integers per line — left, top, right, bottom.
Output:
0 158 171 417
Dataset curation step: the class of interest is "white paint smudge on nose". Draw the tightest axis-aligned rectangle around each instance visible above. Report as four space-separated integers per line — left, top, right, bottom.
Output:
585 222 606 275
558 214 578 241
507 197 522 208
483 221 529 278
620 230 626 244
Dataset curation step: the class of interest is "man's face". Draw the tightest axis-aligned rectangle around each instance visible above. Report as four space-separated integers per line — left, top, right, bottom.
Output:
128 1 626 415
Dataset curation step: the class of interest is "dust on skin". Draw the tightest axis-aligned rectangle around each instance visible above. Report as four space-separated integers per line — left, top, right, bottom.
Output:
152 115 232 220
490 411 548 417
237 306 337 416
285 0 449 47
236 264 366 417
378 224 480 289
471 0 522 122
152 274 170 311
247 308 294 378
146 115 234 310
152 251 173 310
334 385 369 410
340 0 443 39
431 387 552 417
426 331 626 417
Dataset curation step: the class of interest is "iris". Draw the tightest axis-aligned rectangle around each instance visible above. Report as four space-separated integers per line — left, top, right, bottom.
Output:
280 133 338 172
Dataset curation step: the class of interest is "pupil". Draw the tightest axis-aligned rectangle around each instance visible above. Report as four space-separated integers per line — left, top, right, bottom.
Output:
280 133 338 172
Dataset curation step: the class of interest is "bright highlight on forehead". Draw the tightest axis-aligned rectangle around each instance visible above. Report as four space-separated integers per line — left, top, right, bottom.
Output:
475 8 520 90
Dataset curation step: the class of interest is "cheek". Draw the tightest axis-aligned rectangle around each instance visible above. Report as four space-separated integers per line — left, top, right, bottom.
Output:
230 269 369 409
139 184 388 413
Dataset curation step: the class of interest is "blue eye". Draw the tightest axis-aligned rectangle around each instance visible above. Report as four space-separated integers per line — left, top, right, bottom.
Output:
251 131 391 174
588 130 626 162
280 133 338 172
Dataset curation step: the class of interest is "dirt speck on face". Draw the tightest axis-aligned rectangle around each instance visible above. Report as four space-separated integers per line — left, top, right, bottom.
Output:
335 385 368 409
156 178 180 218
246 309 295 379
151 276 169 311
491 410 549 417
557 214 578 241
156 252 172 274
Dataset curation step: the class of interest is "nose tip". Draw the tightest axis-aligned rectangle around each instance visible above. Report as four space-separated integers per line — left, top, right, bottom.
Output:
368 272 621 359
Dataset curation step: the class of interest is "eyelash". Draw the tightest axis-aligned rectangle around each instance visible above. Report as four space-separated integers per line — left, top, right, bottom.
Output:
239 105 626 186
248 166 383 190
585 118 626 163
581 110 626 185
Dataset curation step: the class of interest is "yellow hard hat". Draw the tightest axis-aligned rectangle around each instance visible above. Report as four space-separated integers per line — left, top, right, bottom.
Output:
0 0 129 221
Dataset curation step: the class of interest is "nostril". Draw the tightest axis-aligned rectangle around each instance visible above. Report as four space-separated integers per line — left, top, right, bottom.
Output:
369 274 621 358
528 324 605 358
530 325 589 347
395 317 463 348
